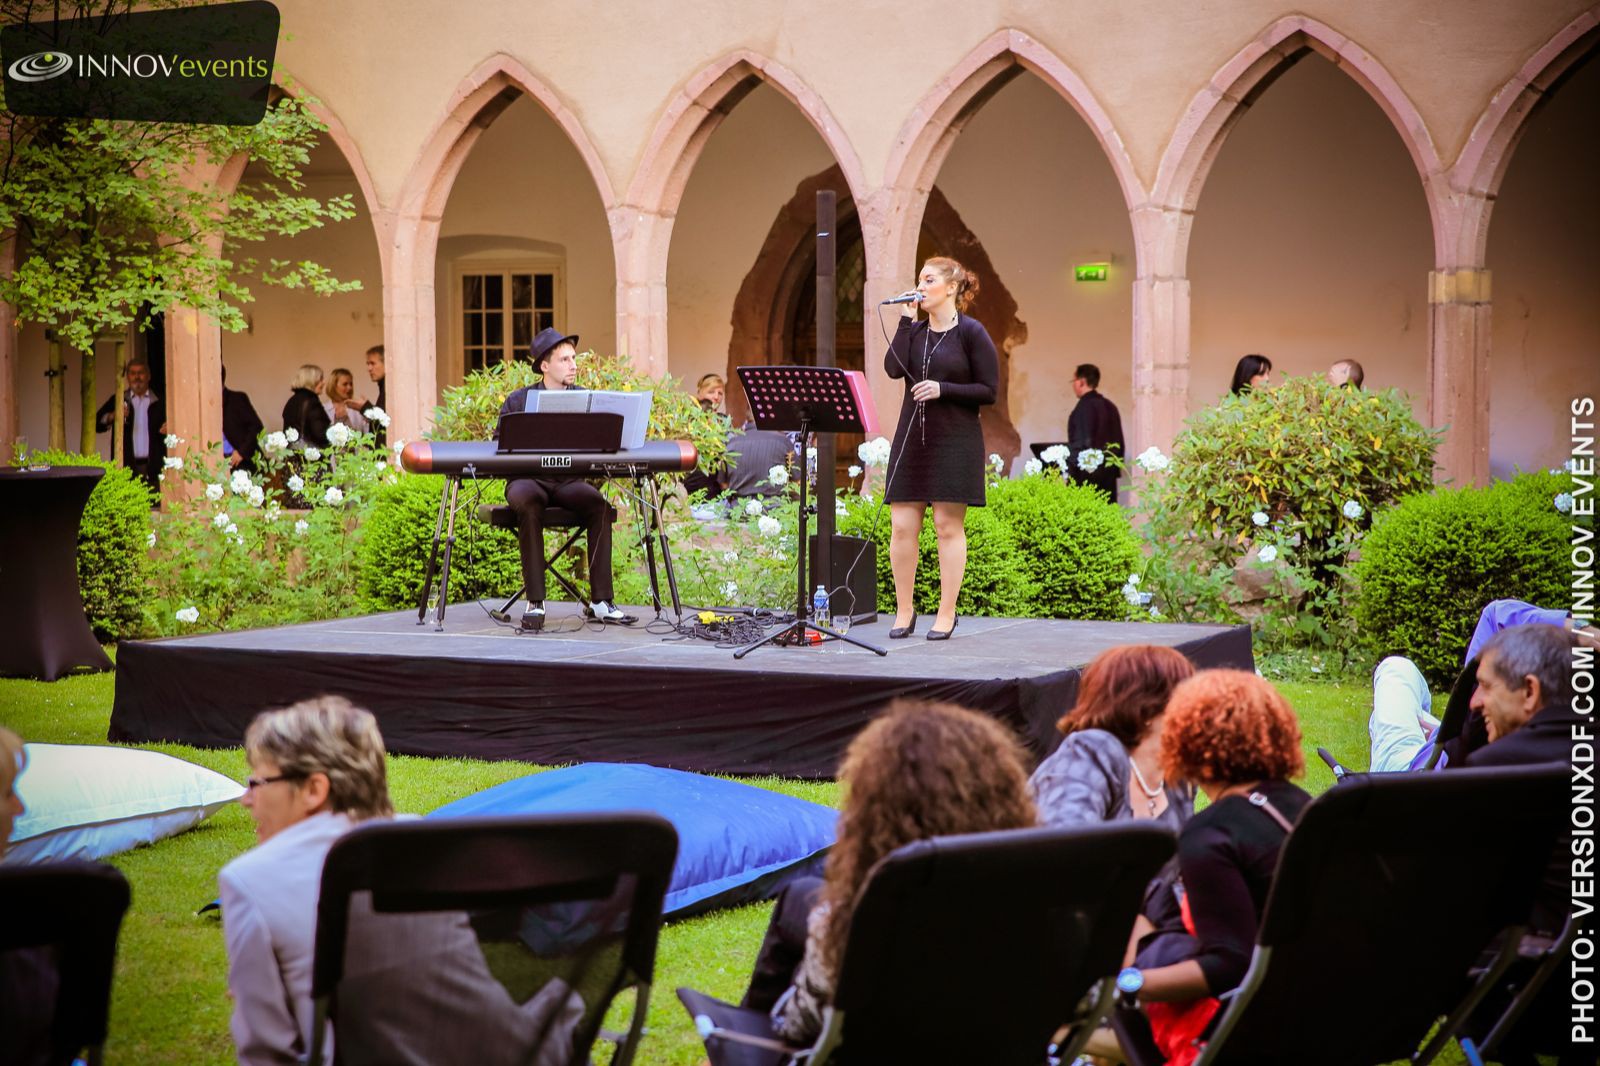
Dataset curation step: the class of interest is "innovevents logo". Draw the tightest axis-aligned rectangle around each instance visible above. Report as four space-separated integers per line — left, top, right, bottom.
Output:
7 51 74 83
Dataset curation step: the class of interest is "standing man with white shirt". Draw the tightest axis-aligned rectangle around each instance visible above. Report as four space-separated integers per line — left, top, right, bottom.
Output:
94 360 165 497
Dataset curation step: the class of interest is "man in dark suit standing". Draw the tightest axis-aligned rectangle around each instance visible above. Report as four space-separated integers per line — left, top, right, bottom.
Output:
222 365 265 472
1066 362 1124 502
95 359 165 495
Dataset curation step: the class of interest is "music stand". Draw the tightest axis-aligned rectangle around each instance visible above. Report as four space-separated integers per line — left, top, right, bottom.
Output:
732 365 887 659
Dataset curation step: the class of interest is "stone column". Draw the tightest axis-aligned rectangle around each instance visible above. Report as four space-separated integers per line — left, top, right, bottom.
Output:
1427 267 1491 487
0 234 17 455
610 205 671 378
855 189 905 439
1129 204 1194 462
163 304 223 501
382 211 437 447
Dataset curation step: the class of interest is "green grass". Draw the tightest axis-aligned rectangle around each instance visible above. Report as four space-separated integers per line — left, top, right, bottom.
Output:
1 662 1399 1065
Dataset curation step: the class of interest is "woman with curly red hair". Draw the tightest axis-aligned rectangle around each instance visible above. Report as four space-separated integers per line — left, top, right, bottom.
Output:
1030 644 1197 831
755 699 1036 1044
1122 670 1310 1065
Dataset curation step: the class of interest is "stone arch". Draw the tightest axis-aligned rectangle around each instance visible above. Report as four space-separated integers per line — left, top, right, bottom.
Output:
615 51 867 375
1152 15 1444 268
1448 10 1600 265
383 54 617 440
880 29 1144 277
728 164 1026 460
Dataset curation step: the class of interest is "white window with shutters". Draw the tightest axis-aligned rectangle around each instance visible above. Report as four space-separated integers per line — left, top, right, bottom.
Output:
450 258 565 378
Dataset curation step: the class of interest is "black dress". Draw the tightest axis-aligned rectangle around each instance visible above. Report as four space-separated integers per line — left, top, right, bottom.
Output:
281 387 331 449
883 315 999 506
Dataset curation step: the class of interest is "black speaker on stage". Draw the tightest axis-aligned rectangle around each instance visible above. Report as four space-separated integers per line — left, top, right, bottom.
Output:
808 533 878 625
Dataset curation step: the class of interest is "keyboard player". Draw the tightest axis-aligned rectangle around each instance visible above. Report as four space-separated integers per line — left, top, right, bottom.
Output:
497 327 627 631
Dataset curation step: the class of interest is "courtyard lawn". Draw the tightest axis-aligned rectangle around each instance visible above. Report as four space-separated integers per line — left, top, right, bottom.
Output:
1 664 1451 1066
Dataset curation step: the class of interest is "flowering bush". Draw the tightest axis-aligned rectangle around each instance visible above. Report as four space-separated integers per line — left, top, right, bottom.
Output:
1353 469 1576 685
142 426 398 635
1133 375 1438 655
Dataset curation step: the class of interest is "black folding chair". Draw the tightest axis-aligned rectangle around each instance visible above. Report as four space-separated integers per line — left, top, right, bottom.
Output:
0 860 131 1066
680 822 1176 1066
1105 764 1568 1066
308 813 677 1066
478 502 619 616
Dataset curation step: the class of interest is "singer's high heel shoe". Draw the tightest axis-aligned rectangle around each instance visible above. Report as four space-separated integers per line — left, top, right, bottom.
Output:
888 615 918 639
926 616 959 641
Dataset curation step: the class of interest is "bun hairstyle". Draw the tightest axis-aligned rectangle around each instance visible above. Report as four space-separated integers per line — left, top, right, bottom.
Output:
925 256 981 313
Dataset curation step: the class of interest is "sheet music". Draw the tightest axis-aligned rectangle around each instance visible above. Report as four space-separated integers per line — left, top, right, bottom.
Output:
525 389 591 414
590 390 653 449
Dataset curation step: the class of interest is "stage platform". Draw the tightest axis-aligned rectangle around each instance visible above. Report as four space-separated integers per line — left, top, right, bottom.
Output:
109 603 1254 778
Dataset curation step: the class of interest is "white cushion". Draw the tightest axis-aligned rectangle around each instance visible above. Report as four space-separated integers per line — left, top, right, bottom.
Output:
4 743 244 864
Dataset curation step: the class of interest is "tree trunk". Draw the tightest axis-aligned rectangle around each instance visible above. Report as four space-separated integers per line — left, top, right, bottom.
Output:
78 342 97 455
47 336 65 451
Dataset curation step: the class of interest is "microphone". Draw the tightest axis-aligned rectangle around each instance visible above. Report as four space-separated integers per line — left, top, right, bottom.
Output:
880 290 923 305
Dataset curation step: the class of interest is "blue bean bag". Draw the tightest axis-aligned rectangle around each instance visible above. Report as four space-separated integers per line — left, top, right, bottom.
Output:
428 763 836 919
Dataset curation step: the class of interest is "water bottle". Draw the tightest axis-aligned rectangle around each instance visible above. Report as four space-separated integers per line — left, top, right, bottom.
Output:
812 585 830 628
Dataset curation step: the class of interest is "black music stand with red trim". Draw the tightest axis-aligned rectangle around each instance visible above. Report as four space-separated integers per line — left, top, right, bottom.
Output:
733 365 887 659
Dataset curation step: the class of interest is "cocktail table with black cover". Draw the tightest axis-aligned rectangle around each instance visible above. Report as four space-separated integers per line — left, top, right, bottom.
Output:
0 466 115 681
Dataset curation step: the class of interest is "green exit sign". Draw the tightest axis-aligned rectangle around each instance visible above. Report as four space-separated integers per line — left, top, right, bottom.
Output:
1075 263 1109 282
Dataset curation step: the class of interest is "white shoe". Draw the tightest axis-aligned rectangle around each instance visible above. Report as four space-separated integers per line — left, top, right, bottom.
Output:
587 600 627 622
519 603 545 632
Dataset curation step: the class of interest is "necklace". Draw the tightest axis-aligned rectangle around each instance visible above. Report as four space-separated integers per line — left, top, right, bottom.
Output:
916 314 958 444
1130 758 1164 817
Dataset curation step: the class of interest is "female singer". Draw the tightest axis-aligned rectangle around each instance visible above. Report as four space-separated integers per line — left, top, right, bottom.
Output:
883 256 999 641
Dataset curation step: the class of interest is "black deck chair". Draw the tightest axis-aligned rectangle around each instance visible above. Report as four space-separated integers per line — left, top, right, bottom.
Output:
1105 764 1568 1066
0 860 131 1066
308 812 678 1066
680 821 1176 1066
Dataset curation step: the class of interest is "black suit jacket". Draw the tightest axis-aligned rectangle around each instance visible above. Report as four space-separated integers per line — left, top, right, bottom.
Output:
223 387 265 470
1067 390 1124 497
95 391 166 472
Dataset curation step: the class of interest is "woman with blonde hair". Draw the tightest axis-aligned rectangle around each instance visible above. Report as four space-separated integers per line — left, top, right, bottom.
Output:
883 256 999 641
282 363 332 448
762 700 1036 1043
321 367 370 433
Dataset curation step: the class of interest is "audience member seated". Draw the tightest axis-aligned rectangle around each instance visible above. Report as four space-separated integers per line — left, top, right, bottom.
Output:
1120 671 1310 1066
1325 358 1364 388
321 367 370 434
0 727 58 1066
1030 644 1196 832
281 364 332 450
1367 600 1594 773
685 373 730 503
695 372 726 414
723 422 793 499
742 700 1036 1045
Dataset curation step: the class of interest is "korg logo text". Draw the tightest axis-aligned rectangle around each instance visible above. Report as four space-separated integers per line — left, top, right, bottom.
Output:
540 455 573 469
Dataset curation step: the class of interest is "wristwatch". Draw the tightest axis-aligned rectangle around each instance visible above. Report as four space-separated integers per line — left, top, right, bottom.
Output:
1116 966 1145 999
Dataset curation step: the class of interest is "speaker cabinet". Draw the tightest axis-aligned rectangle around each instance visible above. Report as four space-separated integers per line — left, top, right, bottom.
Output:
808 533 878 624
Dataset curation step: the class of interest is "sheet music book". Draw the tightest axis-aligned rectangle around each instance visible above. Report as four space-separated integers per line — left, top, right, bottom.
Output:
522 389 653 449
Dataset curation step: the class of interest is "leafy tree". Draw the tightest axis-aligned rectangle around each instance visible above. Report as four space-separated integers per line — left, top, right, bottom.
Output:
0 0 359 454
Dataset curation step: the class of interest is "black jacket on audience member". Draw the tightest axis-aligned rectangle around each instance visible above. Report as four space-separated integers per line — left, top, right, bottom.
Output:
224 386 265 471
281 387 331 449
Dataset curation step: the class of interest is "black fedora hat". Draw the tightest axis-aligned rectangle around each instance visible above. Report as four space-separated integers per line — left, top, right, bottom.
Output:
530 326 580 369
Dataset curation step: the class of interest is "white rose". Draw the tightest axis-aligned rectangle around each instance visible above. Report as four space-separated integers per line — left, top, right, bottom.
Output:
722 581 739 600
1555 492 1574 514
767 464 789 487
175 606 199 624
287 474 305 492
247 485 265 508
744 499 763 516
263 431 288 453
1040 444 1068 465
363 406 391 428
230 469 252 495
375 461 390 477
162 456 183 470
326 423 352 447
1342 500 1365 521
294 519 309 536
1128 574 1141 586
989 452 1003 471
1024 458 1043 476
304 447 321 461
1258 545 1279 564
205 483 224 501
1122 582 1142 606
264 504 281 523
722 550 739 564
835 499 848 517
392 439 407 454
146 531 156 548
285 428 300 443
758 515 781 537
848 464 862 478
323 486 345 506
164 433 181 448
224 522 239 537
1252 511 1269 527
1076 448 1104 473
1135 446 1170 472
212 512 230 529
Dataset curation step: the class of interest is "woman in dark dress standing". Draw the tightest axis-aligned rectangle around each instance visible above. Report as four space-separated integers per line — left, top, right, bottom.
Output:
281 363 332 448
883 256 998 641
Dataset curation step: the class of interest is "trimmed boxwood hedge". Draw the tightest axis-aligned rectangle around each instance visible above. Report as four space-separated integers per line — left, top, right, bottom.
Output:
358 474 524 611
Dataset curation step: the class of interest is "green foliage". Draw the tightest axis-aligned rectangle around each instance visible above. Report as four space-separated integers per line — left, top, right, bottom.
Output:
358 475 525 611
1352 471 1575 686
20 448 154 641
1135 376 1439 656
987 475 1141 619
427 354 729 476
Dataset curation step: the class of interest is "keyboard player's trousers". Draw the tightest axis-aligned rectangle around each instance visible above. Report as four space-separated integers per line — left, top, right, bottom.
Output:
504 477 615 604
